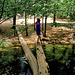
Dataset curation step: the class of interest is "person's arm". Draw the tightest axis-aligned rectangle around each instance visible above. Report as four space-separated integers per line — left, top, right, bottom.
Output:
40 29 43 34
38 24 43 33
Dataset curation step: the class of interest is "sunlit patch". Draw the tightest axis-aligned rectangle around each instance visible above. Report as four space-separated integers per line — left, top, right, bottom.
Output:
12 46 21 49
0 48 8 51
28 44 35 48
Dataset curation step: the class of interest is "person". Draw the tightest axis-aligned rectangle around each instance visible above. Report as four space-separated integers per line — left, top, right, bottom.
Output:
36 18 42 45
35 20 40 25
35 21 37 25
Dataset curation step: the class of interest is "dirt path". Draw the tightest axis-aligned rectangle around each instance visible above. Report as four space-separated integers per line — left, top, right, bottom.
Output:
17 18 75 44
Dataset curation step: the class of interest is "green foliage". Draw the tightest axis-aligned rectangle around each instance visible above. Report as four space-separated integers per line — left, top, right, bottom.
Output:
44 44 73 63
18 26 28 32
0 39 13 48
0 40 3 46
0 0 75 21
0 44 22 66
50 22 75 29
18 24 34 32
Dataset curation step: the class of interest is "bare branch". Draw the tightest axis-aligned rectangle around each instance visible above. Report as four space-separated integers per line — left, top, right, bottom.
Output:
0 15 13 25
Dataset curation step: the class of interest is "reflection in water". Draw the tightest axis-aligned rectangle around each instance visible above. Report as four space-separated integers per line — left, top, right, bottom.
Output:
72 44 75 57
52 44 55 59
20 57 27 74
42 44 75 75
28 44 36 58
0 44 33 75
29 44 75 75
20 56 32 75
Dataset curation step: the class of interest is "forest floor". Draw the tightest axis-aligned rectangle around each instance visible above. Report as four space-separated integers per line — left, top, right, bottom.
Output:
0 17 75 45
0 20 19 45
21 23 75 45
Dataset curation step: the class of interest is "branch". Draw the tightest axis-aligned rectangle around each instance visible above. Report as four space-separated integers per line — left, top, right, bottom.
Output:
0 15 13 25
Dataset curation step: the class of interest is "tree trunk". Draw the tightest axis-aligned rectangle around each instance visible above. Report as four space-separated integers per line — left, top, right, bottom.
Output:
43 0 47 37
12 0 16 36
53 3 56 23
73 11 75 20
0 0 5 19
34 15 35 30
42 15 43 31
72 44 75 57
56 13 57 19
53 11 56 23
35 37 50 75
25 11 28 36
16 27 39 75
43 16 47 37
53 44 55 59
13 10 16 36
13 15 16 29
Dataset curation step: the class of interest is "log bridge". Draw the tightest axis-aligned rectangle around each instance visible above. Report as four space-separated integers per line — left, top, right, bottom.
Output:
16 27 50 75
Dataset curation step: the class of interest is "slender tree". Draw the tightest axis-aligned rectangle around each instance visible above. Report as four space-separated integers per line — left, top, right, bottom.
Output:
25 9 28 36
43 0 47 37
53 4 56 23
34 13 36 30
42 13 44 31
13 0 16 36
53 44 55 59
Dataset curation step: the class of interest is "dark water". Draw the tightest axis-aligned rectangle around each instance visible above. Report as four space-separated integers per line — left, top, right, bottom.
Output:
29 44 75 75
0 44 33 75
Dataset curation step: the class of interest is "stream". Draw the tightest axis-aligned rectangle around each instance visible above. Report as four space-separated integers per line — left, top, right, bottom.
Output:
28 44 75 75
0 42 75 75
0 43 33 75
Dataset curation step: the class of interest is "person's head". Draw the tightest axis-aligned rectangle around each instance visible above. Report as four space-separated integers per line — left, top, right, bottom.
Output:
37 18 40 23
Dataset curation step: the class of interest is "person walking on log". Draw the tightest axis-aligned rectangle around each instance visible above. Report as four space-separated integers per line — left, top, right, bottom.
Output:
36 18 42 45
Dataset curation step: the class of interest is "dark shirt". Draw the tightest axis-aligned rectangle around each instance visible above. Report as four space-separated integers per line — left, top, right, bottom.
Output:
36 23 41 35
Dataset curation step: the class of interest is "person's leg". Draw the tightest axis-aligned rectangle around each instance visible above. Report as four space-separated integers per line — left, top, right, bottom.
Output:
39 35 41 41
37 35 39 42
37 35 41 44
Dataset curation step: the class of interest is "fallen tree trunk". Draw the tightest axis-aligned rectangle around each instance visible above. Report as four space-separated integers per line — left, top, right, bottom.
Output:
36 38 50 75
16 27 39 75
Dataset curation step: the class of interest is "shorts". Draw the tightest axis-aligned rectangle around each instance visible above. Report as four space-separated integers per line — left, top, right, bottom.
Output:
36 31 41 35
